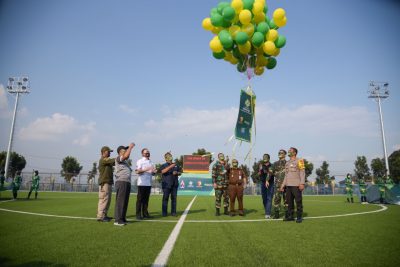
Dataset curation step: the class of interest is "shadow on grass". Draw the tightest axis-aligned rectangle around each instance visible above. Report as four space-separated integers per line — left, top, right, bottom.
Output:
0 257 67 267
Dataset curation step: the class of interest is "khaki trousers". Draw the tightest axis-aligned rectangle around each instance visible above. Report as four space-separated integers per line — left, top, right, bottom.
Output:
97 183 112 219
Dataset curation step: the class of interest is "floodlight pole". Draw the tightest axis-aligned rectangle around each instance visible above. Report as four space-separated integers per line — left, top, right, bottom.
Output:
368 81 390 178
4 77 30 178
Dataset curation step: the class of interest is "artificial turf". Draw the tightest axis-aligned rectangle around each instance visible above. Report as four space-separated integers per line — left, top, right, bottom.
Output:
0 191 399 266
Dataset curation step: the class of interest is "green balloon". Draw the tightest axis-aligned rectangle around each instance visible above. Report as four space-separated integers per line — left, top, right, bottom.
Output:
243 0 254 10
269 19 279 30
256 22 270 35
221 19 232 28
218 2 230 10
264 5 268 14
265 15 270 24
233 46 241 58
266 57 277 69
275 35 286 48
263 53 271 58
210 8 218 16
213 51 226 60
211 13 223 27
235 31 249 45
249 56 256 68
222 6 235 21
251 32 264 47
237 62 247 73
219 31 233 49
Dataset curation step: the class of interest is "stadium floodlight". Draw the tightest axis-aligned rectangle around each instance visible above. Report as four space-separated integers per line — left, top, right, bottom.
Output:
368 81 390 177
4 76 30 179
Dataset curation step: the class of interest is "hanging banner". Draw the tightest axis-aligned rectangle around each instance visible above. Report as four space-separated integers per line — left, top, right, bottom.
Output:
235 89 256 142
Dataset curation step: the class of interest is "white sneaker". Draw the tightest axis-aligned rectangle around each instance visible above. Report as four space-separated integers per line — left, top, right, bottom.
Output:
265 215 271 219
114 222 126 226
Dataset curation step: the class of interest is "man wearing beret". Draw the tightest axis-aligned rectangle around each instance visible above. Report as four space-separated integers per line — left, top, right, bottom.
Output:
97 146 115 222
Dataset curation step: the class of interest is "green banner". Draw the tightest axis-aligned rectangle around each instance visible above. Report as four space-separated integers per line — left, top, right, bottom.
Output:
235 89 256 142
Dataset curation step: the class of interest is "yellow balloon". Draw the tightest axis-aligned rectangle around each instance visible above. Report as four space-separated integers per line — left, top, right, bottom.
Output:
230 57 239 64
256 47 264 56
241 23 255 38
275 16 287 27
254 66 265 75
231 0 243 14
229 25 241 38
254 12 266 24
239 9 252 25
202 18 213 31
255 0 266 6
271 47 280 57
252 2 264 15
273 8 286 21
263 41 276 55
266 29 278 42
211 27 222 34
238 41 251 54
224 52 233 61
256 55 268 66
210 36 223 53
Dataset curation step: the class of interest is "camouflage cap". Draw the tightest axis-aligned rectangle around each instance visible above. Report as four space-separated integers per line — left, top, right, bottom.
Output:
101 146 113 153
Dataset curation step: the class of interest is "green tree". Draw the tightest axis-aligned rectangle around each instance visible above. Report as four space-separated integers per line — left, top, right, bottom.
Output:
389 149 400 184
370 158 386 180
192 148 214 163
315 161 329 185
240 164 250 178
61 156 82 182
0 151 27 178
354 156 371 182
304 159 314 183
87 162 97 183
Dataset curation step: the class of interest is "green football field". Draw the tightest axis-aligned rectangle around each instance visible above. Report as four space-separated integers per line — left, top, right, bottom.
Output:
0 191 399 267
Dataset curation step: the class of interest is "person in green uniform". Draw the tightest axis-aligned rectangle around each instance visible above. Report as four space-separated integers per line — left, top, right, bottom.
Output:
358 177 367 204
212 153 230 216
0 170 5 191
27 170 40 199
377 177 386 204
272 149 287 219
12 171 22 200
344 173 353 203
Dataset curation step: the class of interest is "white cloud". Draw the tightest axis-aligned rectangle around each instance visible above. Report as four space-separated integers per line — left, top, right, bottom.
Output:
136 102 377 141
119 104 137 114
393 144 400 151
19 113 96 146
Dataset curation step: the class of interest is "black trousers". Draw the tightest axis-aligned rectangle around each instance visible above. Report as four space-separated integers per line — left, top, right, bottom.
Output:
285 186 303 218
114 181 131 223
162 186 178 215
136 186 151 217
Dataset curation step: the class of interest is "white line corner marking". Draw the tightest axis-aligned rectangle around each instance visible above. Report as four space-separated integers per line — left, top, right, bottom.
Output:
152 195 197 267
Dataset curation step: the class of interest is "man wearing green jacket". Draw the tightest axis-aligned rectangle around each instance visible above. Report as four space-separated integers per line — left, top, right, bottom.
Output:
27 170 40 199
97 146 115 222
12 171 22 199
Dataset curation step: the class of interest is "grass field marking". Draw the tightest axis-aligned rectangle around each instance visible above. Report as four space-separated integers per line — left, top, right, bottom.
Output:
152 195 197 267
0 207 98 220
183 204 388 223
0 199 14 203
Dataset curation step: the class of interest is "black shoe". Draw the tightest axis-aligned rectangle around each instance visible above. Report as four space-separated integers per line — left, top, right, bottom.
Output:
224 207 229 215
283 217 295 222
230 212 235 217
104 216 113 220
215 208 220 216
347 198 350 203
171 213 177 217
351 198 354 203
97 217 111 222
143 215 153 219
162 214 168 217
136 215 143 220
296 217 303 223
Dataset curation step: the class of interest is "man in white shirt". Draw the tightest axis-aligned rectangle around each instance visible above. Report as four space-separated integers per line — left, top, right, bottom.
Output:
135 148 156 220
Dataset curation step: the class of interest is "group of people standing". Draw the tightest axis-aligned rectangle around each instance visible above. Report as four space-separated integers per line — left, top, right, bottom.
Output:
0 170 40 200
212 147 306 223
96 144 181 226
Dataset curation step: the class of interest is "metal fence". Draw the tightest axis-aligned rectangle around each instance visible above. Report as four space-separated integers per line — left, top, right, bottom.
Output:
10 172 361 196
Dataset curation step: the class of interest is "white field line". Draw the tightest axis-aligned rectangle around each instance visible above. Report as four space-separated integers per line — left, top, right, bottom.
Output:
152 196 197 267
0 203 387 223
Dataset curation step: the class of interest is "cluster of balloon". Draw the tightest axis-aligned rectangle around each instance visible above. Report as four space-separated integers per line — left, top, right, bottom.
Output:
202 0 287 78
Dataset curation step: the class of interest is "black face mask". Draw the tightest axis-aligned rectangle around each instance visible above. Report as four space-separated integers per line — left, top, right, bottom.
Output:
144 153 150 157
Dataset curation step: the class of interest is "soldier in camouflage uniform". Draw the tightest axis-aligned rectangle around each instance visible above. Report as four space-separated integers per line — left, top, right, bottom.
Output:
345 174 353 203
358 177 367 204
27 170 40 199
12 171 22 200
272 149 287 219
212 153 229 216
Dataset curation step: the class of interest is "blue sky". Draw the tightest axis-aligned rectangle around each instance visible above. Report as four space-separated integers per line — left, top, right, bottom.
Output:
0 0 399 180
